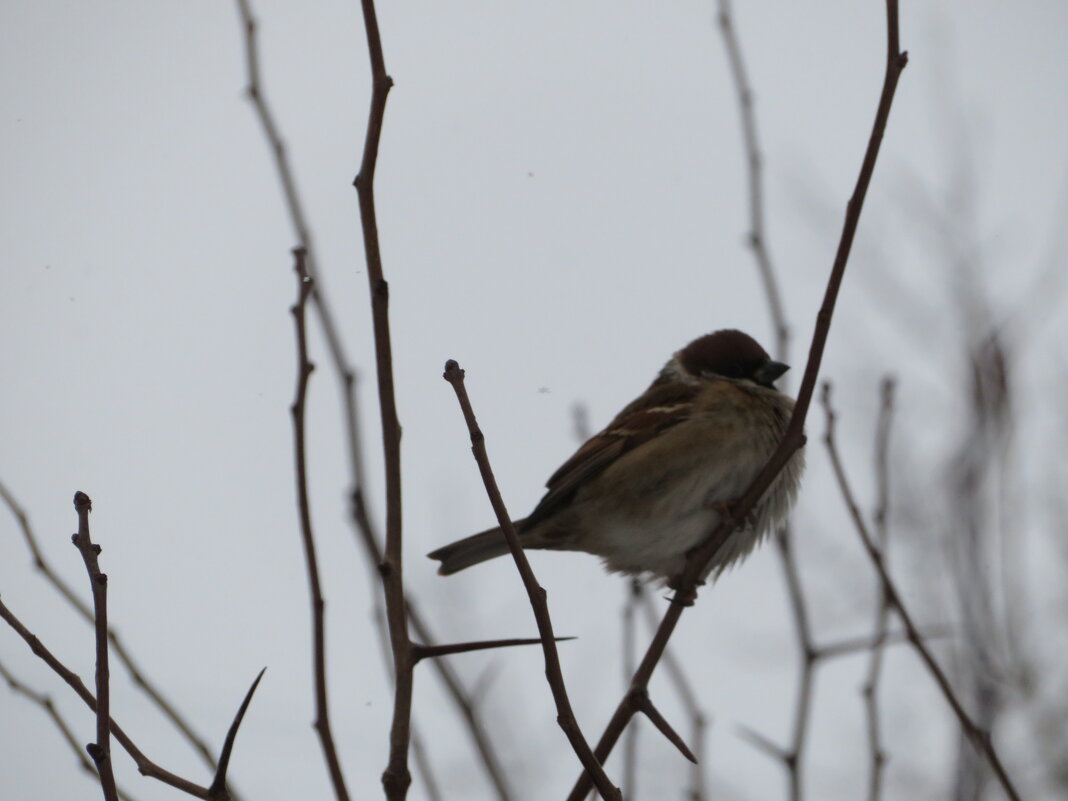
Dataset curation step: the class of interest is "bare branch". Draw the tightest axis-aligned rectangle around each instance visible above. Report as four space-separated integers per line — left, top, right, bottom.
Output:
70 492 119 801
443 360 621 801
821 382 1023 801
567 5 907 797
349 1 416 795
289 248 351 801
736 724 790 763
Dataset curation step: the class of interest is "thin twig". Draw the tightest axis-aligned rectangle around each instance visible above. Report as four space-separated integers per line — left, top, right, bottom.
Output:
289 248 351 801
864 377 895 801
70 492 119 801
444 360 621 801
0 660 141 801
566 5 907 797
0 597 211 797
820 382 1024 801
0 479 224 781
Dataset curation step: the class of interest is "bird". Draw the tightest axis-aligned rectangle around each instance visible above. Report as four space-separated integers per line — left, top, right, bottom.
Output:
428 329 804 581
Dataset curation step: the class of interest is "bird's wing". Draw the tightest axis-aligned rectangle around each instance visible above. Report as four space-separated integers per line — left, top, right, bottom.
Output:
524 380 701 528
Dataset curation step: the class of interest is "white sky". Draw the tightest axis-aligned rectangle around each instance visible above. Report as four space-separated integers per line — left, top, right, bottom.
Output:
2 1 1067 800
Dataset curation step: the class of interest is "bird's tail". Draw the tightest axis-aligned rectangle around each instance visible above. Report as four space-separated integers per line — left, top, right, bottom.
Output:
428 521 527 575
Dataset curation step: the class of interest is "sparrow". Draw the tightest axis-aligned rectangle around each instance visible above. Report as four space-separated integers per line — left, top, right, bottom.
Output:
429 329 804 580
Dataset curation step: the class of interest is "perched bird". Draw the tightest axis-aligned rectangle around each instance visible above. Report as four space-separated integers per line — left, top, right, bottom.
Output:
429 329 804 581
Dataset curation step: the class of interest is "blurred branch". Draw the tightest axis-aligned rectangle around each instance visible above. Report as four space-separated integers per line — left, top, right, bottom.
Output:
567 4 907 798
716 0 788 357
70 492 118 801
820 382 1024 801
289 249 351 801
622 580 640 799
863 377 895 801
444 360 621 801
772 526 816 800
0 478 226 783
0 659 141 801
232 0 352 384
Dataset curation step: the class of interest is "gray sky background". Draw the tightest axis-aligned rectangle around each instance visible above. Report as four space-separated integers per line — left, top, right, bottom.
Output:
2 1 1067 800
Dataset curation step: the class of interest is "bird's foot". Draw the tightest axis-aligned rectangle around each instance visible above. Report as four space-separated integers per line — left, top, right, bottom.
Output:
707 497 757 528
666 573 704 606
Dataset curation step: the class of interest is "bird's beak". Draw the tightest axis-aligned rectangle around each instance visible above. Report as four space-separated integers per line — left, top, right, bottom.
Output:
755 360 789 387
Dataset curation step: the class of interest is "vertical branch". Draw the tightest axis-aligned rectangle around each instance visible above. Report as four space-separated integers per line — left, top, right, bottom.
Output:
70 492 119 801
290 249 351 801
863 377 896 801
349 3 414 798
567 4 907 798
820 383 1023 801
371 609 446 801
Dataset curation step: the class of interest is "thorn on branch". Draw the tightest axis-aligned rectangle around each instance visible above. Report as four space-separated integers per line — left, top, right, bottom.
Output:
412 636 576 663
207 668 267 800
632 691 697 764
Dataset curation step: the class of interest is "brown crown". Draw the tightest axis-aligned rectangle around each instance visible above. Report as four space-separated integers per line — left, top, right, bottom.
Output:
678 329 771 380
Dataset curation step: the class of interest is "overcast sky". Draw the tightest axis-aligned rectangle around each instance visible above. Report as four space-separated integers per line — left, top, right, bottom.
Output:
2 1 1067 800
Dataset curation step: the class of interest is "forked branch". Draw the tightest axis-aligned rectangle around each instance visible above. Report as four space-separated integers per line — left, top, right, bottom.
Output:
70 491 119 801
